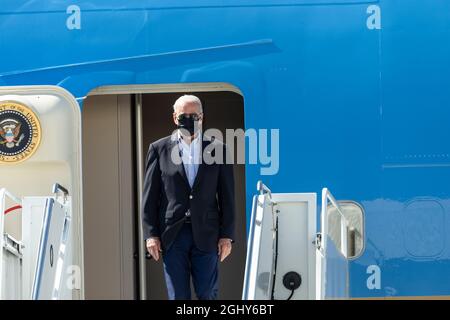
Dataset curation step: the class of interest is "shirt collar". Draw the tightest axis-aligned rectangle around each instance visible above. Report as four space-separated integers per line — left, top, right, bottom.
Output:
177 129 202 147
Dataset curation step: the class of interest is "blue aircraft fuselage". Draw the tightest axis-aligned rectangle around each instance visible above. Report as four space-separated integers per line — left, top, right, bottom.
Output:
1 0 449 298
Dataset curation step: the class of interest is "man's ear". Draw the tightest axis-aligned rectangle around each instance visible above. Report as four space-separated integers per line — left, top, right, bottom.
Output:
173 113 178 125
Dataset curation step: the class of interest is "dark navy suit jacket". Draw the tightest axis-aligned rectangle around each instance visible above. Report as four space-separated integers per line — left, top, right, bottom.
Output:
141 132 235 252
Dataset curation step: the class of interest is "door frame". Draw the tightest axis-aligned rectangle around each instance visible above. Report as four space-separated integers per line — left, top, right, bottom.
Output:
86 82 243 300
0 85 84 299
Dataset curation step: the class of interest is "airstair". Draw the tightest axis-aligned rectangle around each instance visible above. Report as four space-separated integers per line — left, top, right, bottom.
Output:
242 181 364 300
0 183 73 300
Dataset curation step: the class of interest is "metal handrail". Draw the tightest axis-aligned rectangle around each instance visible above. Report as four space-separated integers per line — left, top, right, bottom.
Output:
0 188 21 206
257 180 272 199
322 188 348 224
321 188 350 258
52 183 69 204
0 187 21 300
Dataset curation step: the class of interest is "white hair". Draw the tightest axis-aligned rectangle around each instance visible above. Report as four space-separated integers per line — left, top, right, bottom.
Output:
173 95 203 113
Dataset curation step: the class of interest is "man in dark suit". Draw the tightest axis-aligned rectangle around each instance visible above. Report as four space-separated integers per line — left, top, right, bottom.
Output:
141 95 235 300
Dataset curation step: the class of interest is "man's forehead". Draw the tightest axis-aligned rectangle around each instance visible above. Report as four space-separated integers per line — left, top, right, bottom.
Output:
177 102 201 112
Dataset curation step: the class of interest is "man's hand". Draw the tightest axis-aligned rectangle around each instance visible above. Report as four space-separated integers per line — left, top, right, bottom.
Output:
146 237 162 261
217 238 232 262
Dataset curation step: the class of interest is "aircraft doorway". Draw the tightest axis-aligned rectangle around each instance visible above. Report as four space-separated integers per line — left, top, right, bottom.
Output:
82 88 246 299
139 91 246 300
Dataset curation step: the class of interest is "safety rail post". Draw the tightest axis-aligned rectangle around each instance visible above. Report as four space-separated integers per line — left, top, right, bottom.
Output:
322 188 350 258
0 188 21 299
348 227 356 258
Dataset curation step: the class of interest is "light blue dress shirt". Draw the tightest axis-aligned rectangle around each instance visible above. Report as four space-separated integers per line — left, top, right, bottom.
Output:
177 130 201 188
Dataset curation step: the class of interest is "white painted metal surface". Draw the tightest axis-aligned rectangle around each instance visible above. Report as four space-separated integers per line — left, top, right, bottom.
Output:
32 195 72 300
21 197 47 299
2 234 22 300
270 193 317 300
316 188 350 300
243 182 317 300
1 187 74 300
0 188 21 300
0 86 83 299
242 194 274 299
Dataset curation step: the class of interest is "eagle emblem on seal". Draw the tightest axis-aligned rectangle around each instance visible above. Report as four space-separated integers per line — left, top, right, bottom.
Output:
0 119 25 148
0 101 41 164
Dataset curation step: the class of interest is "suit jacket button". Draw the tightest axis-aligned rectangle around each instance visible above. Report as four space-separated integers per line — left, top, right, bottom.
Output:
185 210 191 217
189 195 193 199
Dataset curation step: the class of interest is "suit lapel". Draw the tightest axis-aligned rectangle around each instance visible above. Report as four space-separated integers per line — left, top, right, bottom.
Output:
191 138 211 191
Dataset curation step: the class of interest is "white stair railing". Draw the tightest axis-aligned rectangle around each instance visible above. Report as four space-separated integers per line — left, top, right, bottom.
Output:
0 188 21 300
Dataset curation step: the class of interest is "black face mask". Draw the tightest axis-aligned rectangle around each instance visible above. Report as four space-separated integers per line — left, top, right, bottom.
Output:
177 115 200 136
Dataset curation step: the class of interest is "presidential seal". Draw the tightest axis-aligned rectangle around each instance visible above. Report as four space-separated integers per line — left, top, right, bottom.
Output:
0 101 41 164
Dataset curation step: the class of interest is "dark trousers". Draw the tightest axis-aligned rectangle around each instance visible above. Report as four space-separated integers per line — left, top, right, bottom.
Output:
162 223 219 300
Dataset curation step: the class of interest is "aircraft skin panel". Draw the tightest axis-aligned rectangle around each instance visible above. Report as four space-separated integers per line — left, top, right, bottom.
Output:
0 0 449 299
0 0 379 14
